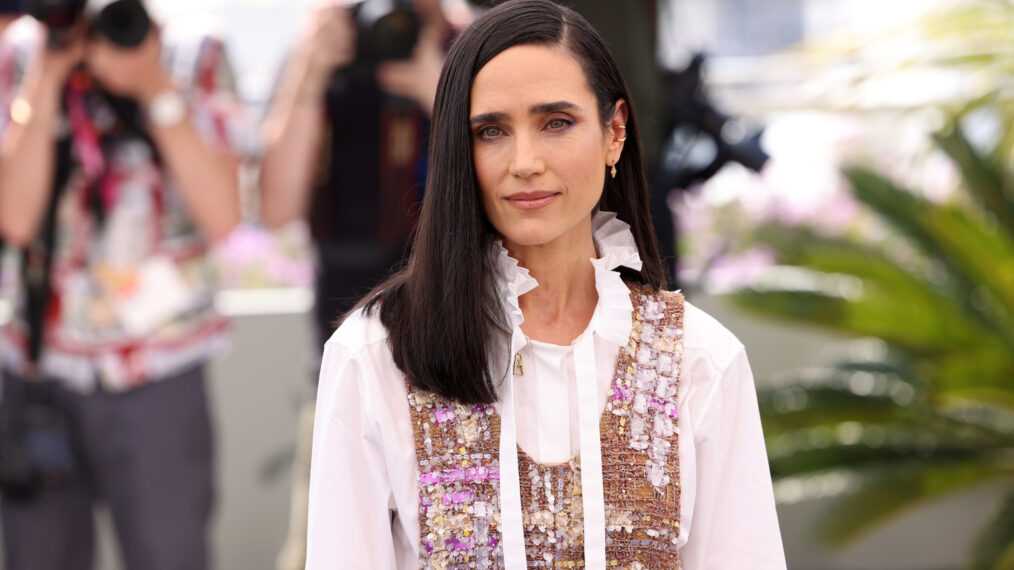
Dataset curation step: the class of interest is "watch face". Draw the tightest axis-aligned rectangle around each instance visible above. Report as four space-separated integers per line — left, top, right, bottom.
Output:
149 91 187 127
11 98 32 126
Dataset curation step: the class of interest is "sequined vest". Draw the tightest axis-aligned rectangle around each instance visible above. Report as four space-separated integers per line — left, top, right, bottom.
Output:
407 287 685 569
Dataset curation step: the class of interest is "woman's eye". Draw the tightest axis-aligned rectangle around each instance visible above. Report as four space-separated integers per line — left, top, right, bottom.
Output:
547 118 571 130
479 126 503 139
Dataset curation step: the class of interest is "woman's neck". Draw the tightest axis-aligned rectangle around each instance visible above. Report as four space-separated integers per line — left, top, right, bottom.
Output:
507 230 599 346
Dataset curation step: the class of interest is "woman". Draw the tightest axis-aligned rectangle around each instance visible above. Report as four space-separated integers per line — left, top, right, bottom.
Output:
305 1 786 568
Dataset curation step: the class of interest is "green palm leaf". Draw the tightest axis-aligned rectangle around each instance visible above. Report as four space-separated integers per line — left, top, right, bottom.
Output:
932 124 1014 244
731 284 983 352
940 390 1014 420
931 346 1014 396
758 361 929 432
844 167 1014 349
747 224 988 347
767 422 1007 477
937 396 1014 437
971 488 1014 570
754 225 938 300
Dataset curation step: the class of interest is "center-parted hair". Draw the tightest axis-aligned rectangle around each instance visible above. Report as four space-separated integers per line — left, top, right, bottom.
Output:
358 0 665 404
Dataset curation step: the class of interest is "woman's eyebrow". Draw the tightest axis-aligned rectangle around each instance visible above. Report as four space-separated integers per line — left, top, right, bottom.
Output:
529 101 578 115
470 111 508 125
470 101 580 125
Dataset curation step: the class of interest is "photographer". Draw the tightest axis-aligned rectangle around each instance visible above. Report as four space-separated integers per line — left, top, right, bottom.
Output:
260 0 456 345
0 2 246 568
258 1 470 568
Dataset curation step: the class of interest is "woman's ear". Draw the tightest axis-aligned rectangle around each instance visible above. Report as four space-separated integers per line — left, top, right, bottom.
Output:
606 99 629 165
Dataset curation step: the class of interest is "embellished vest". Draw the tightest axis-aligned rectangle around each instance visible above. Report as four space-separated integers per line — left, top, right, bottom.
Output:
407 287 685 569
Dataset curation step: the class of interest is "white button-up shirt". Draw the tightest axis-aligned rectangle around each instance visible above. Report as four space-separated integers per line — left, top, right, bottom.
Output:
306 213 787 569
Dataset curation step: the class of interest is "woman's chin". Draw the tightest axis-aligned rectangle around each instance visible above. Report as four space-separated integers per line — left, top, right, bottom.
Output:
496 215 594 252
500 229 558 250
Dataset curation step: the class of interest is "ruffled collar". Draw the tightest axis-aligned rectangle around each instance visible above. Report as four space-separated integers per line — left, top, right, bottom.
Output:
493 211 643 349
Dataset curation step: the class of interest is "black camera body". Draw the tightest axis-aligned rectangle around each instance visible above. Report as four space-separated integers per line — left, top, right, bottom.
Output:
0 0 21 15
0 381 79 502
24 0 150 48
660 53 769 190
351 0 419 64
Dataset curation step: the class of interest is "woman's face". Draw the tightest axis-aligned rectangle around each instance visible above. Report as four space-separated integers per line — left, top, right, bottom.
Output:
469 44 626 251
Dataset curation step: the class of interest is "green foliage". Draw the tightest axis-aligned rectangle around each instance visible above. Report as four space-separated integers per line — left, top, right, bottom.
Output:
933 122 1014 244
721 0 1014 561
729 104 1014 565
972 491 1014 570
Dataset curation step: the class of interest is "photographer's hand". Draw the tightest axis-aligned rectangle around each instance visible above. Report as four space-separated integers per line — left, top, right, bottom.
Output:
0 28 84 245
258 2 355 229
84 29 241 242
375 23 444 116
295 3 356 102
84 27 167 102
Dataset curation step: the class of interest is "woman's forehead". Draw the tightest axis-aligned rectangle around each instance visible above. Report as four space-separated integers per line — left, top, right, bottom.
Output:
470 44 594 113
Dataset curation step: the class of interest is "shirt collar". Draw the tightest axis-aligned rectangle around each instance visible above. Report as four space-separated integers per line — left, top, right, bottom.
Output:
492 210 642 349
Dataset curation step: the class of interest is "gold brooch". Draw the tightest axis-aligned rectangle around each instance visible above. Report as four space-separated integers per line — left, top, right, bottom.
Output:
513 353 525 376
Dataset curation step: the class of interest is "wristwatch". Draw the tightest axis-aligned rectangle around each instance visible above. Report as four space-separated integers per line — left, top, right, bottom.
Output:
10 97 33 126
146 89 188 128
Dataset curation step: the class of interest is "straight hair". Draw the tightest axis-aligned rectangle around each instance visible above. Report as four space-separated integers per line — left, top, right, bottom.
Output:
358 0 666 404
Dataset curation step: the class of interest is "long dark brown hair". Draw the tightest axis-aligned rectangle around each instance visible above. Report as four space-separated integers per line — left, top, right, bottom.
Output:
359 0 666 404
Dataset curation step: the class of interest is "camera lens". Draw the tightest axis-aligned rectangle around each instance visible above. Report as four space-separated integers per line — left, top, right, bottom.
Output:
24 0 85 31
354 0 419 63
87 0 150 47
370 10 417 60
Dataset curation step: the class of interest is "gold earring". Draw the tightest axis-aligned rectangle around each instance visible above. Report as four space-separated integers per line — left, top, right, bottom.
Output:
610 164 617 178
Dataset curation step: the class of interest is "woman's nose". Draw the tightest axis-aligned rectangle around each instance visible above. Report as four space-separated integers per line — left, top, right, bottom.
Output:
508 131 546 178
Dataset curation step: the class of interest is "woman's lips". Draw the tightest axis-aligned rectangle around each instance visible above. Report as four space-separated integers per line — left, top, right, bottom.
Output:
505 191 559 210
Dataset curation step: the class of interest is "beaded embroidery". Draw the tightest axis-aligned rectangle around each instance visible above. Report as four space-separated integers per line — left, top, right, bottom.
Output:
408 287 685 568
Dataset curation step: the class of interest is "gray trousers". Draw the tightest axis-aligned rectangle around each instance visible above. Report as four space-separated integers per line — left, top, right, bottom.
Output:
0 366 214 570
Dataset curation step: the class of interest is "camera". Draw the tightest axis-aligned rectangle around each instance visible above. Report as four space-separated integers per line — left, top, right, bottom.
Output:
351 0 419 64
0 0 21 15
660 53 769 190
0 381 79 502
24 0 151 48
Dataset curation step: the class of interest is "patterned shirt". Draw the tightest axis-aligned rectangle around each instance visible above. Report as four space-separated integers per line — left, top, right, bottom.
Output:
0 16 249 393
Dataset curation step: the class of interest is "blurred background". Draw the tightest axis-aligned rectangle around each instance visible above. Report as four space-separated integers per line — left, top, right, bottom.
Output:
1 0 1011 568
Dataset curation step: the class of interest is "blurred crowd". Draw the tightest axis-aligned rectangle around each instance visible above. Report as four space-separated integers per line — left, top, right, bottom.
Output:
0 1 470 568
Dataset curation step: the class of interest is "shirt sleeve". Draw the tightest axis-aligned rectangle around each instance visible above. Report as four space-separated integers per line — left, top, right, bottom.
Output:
167 28 251 157
305 339 400 569
680 348 788 569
